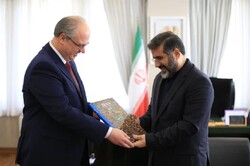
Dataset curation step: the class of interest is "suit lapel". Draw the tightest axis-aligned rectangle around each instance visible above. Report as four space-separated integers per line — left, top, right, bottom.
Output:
154 60 194 124
152 77 163 120
43 43 89 113
44 43 85 99
43 43 73 83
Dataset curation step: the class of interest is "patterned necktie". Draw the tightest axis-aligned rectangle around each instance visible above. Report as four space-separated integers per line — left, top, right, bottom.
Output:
65 61 80 92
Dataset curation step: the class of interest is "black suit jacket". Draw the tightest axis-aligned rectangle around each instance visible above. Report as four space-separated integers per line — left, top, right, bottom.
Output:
140 59 214 166
16 43 109 166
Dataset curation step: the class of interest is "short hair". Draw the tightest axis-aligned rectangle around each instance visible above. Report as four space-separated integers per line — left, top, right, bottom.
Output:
147 31 185 55
54 16 85 38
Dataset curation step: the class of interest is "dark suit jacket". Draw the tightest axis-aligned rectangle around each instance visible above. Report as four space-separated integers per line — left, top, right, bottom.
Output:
16 43 109 166
140 59 214 166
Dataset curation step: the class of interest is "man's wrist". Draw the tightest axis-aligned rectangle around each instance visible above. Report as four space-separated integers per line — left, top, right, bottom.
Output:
105 127 112 138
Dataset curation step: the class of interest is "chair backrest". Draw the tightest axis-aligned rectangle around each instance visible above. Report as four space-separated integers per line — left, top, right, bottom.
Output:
210 77 235 118
209 137 250 166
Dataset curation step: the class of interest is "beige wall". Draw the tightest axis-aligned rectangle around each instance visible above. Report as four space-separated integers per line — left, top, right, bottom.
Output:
0 116 19 148
147 0 189 99
148 0 189 16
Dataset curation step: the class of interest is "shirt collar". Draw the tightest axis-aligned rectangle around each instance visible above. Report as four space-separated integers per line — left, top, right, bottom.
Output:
49 41 66 64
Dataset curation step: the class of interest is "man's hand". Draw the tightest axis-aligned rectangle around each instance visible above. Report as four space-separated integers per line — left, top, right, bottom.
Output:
132 134 146 148
107 128 134 148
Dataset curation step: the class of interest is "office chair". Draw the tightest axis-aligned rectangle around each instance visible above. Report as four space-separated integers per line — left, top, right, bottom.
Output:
210 77 235 118
209 137 250 166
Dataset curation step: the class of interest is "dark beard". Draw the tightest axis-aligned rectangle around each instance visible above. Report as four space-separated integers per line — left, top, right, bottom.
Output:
160 53 178 79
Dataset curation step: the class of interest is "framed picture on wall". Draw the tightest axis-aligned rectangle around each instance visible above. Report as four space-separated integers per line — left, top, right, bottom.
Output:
149 16 185 40
149 16 186 63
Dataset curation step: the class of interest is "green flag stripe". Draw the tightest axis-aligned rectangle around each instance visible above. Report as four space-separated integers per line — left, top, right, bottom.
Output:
132 26 142 63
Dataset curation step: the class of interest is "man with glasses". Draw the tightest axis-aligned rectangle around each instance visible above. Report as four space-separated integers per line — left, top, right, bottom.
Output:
16 16 133 166
133 31 214 166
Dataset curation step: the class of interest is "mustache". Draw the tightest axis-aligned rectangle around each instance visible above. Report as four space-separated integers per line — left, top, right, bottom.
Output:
159 65 177 79
159 65 170 71
159 65 166 70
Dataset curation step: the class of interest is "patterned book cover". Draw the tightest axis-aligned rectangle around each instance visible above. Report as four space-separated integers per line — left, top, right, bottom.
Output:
89 98 146 142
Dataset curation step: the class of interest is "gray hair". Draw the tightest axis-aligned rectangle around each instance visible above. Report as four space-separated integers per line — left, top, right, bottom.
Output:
54 16 85 38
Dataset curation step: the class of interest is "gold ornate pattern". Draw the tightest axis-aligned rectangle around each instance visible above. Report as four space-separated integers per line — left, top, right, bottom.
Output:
91 98 146 142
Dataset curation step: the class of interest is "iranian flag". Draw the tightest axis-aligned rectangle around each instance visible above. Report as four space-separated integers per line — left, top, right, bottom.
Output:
128 26 148 117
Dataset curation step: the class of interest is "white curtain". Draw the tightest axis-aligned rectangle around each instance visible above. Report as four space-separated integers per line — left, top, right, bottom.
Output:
103 0 147 91
0 0 128 116
189 0 232 76
218 0 250 109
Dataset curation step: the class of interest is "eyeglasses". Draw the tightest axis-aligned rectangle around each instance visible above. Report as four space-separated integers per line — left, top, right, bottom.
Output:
151 56 164 63
66 35 87 49
151 48 177 63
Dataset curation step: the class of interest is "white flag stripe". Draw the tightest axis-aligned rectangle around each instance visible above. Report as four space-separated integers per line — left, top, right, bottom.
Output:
128 26 148 115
